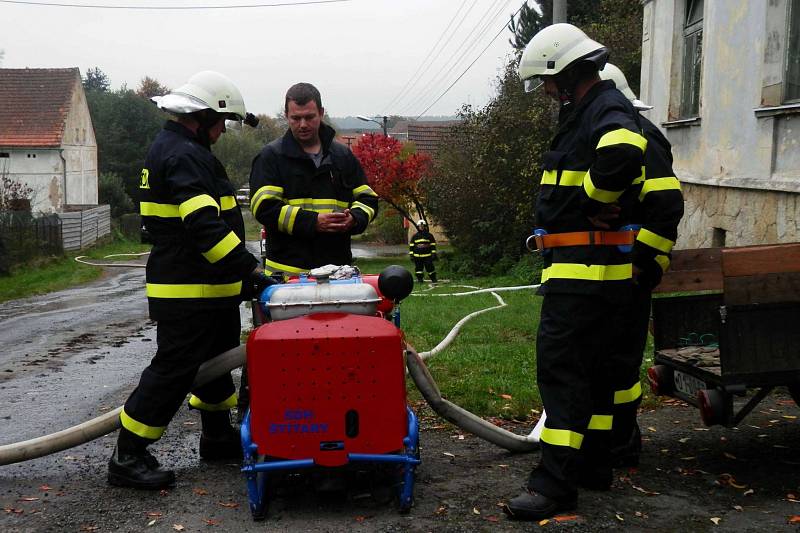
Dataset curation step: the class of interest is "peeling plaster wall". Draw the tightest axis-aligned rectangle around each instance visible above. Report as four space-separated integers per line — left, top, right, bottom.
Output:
641 0 800 249
1 149 64 213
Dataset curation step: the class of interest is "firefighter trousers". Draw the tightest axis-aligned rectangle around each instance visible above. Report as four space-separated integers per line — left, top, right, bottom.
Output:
528 291 635 501
611 285 652 451
412 257 436 282
121 307 241 442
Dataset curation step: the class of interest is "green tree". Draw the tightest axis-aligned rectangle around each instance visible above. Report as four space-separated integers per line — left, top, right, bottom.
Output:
136 76 170 99
83 67 111 92
213 114 282 188
98 172 134 217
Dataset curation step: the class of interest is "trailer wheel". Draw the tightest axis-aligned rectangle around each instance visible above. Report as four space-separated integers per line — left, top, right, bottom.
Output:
647 365 673 396
788 384 800 407
697 389 727 426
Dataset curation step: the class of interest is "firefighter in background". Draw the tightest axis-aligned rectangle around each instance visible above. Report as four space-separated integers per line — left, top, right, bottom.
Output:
409 219 438 283
504 24 648 520
108 71 274 490
599 63 683 466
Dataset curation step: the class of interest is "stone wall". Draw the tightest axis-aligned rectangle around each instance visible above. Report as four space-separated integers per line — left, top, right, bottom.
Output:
678 183 800 249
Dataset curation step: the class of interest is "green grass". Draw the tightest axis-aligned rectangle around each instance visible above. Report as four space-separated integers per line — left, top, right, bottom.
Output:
0 233 151 303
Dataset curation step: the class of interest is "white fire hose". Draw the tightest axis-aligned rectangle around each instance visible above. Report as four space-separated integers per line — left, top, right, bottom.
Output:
0 283 545 465
407 284 543 451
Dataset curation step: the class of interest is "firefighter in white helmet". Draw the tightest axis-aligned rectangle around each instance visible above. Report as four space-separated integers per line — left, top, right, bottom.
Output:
597 63 683 469
505 25 649 520
408 219 437 283
109 71 274 490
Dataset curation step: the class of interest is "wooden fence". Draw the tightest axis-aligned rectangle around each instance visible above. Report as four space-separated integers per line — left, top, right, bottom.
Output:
58 205 111 251
0 212 63 272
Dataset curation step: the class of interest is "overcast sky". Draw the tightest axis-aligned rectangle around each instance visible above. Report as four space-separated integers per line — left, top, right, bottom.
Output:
0 0 531 119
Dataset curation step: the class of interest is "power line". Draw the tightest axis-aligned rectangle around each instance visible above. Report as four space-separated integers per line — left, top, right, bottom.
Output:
0 0 348 9
379 0 473 115
399 0 510 116
415 0 527 118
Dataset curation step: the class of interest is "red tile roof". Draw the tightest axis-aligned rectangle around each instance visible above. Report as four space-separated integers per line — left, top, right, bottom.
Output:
0 68 81 148
407 121 459 155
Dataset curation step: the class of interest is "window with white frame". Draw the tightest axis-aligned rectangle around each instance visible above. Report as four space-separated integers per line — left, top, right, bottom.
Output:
787 0 800 102
680 0 703 118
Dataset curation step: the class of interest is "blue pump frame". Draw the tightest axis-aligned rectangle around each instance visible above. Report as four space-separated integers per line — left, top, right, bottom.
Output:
241 406 420 520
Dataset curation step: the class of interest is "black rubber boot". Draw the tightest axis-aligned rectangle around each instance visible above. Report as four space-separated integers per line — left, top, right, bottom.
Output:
430 273 438 283
199 410 242 461
108 429 175 490
611 423 642 468
503 488 577 521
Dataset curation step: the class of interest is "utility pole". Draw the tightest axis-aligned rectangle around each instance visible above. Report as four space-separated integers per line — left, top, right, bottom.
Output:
553 0 567 23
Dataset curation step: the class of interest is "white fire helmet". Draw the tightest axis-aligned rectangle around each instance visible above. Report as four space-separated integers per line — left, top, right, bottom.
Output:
519 23 608 93
600 63 653 111
151 71 247 120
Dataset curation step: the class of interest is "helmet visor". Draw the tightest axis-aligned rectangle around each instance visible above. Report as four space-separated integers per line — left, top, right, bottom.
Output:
524 77 544 93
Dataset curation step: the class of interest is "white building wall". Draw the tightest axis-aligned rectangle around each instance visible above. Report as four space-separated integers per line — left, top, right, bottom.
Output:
641 0 800 249
61 80 98 206
2 148 64 213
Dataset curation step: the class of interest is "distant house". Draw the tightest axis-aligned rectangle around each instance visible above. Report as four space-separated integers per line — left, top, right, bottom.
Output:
0 67 98 213
640 0 800 248
406 121 459 155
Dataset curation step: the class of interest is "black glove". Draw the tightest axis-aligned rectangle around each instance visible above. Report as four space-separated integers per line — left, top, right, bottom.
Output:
243 269 278 300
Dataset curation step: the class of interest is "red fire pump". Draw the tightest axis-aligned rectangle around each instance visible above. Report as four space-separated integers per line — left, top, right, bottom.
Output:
240 266 418 520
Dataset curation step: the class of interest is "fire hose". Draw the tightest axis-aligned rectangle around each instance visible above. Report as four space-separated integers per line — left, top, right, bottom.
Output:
0 283 542 465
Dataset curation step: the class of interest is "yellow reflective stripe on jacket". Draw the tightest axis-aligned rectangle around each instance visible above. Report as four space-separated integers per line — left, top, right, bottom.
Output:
541 169 585 186
140 202 180 218
120 409 165 440
614 381 643 404
146 281 242 299
560 170 585 186
540 427 583 449
587 414 613 430
584 172 624 203
179 194 219 220
639 176 681 201
250 185 284 215
541 263 632 283
265 258 306 274
188 392 238 412
353 184 378 197
202 231 241 264
596 128 648 152
220 196 237 210
287 198 350 212
637 228 675 254
655 254 670 273
278 205 299 234
352 200 375 221
633 167 646 185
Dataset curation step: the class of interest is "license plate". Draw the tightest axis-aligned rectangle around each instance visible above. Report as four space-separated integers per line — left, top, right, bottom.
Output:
673 370 706 397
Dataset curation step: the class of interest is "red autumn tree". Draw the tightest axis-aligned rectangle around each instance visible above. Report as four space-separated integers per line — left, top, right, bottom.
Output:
352 133 432 229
